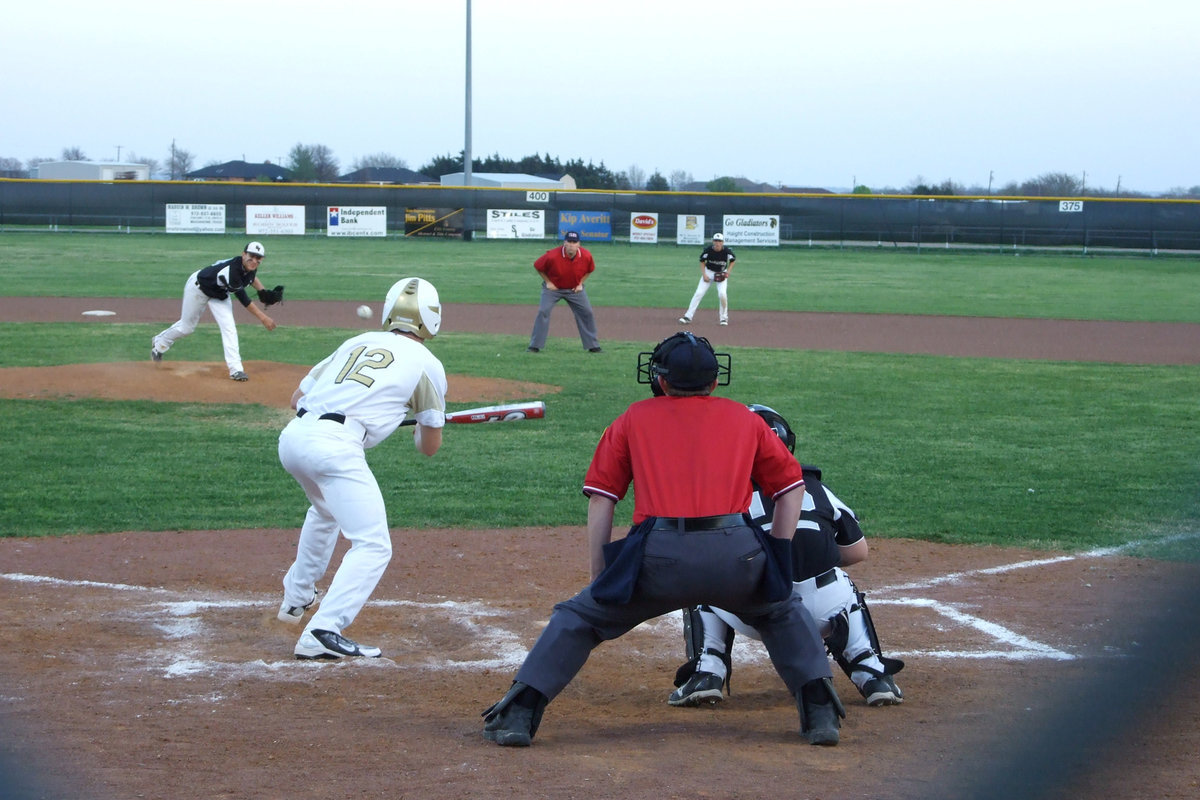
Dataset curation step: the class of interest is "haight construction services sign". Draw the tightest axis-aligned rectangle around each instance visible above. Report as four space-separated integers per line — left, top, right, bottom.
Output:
722 214 780 246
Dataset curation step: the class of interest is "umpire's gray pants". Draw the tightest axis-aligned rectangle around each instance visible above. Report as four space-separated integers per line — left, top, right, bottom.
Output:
514 525 831 701
529 285 600 350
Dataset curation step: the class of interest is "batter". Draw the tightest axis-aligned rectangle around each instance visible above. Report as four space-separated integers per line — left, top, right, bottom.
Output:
276 277 447 660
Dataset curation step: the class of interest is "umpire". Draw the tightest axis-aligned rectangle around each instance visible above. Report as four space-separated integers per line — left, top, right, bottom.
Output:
482 332 844 747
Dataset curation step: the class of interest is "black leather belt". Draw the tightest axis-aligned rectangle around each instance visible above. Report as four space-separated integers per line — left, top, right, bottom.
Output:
650 513 747 532
297 409 346 424
814 568 838 588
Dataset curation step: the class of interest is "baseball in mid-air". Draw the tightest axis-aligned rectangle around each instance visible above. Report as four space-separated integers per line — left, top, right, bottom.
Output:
356 304 372 319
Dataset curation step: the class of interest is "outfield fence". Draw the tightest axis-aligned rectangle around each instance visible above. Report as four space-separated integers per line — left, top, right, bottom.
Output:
2 179 1198 252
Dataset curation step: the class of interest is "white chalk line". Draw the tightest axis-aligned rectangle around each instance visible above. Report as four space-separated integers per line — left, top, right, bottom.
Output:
3 529 1195 681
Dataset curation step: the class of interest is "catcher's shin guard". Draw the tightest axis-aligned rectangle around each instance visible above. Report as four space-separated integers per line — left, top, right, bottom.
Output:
829 591 905 680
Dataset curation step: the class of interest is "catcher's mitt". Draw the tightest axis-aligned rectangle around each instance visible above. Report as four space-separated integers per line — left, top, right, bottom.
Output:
713 272 727 282
257 285 285 306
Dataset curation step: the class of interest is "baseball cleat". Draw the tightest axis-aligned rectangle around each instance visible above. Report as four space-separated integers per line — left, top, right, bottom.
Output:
668 671 725 706
230 371 249 382
150 349 162 362
719 320 728 326
277 589 322 624
860 675 904 706
294 629 381 660
678 316 691 324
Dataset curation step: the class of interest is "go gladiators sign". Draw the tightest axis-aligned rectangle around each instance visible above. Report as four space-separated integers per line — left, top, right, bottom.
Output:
722 214 781 246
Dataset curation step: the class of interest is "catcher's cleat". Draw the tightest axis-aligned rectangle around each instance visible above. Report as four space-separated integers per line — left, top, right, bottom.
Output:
860 675 904 707
277 589 322 624
230 370 249 382
668 671 724 707
678 316 691 324
294 629 381 659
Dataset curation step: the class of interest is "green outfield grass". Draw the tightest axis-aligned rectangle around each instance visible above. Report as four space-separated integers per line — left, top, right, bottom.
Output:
2 231 1199 322
1 321 1197 557
0 232 1196 555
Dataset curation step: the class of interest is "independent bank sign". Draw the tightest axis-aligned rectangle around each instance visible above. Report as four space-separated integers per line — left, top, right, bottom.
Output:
723 214 780 246
327 206 387 237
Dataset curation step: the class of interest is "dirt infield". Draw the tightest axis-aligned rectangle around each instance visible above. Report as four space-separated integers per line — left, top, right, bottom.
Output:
1 297 1198 799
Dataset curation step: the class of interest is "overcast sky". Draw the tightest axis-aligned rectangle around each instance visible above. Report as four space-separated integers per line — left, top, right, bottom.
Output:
3 0 1196 192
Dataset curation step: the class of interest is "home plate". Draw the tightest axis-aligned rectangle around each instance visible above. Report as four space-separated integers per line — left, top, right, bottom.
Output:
82 310 116 316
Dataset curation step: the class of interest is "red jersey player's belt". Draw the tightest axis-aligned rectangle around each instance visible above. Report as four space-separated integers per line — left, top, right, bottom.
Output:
649 514 748 532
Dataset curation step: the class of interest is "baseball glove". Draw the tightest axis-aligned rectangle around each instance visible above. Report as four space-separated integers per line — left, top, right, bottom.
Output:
257 285 285 306
713 272 727 282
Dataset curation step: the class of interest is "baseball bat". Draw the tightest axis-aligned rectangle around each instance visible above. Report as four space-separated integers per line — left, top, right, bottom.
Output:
400 400 545 426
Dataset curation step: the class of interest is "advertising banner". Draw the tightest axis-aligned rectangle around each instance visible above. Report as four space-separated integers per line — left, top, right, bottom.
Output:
722 214 780 246
486 209 545 239
630 212 659 244
676 214 706 245
247 205 305 236
558 210 612 242
405 208 464 238
165 203 225 234
327 206 387 237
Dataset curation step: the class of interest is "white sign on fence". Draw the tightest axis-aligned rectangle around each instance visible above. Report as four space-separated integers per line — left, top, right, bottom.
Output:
676 214 706 245
722 214 781 246
1058 200 1084 213
486 209 545 239
165 203 225 234
246 205 306 236
327 206 387 237
630 212 659 243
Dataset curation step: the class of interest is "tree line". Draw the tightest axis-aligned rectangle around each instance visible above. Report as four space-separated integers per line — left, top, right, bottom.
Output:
2 145 1197 198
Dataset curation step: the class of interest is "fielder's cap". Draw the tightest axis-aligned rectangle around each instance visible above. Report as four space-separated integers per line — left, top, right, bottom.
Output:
657 332 719 390
712 233 724 241
245 241 266 257
563 230 581 242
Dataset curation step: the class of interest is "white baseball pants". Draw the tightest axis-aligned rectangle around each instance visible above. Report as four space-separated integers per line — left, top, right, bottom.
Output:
683 269 729 323
152 270 245 375
277 415 392 637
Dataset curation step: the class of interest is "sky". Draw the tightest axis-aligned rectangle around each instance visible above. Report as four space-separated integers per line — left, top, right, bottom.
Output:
3 0 1197 193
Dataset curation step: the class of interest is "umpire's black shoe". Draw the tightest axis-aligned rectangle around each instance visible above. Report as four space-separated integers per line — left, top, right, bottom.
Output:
482 682 548 747
798 677 846 746
587 347 603 353
526 346 540 353
668 671 725 706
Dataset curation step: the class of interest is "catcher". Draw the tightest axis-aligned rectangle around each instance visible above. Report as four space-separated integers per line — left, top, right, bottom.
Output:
151 241 284 381
678 232 735 326
669 404 905 709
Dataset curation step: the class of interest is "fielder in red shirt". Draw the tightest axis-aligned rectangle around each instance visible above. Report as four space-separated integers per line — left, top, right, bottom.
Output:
482 332 844 748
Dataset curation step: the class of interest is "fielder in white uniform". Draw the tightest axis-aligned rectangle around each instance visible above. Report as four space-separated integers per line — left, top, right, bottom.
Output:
151 241 277 381
276 277 448 660
669 405 904 707
678 232 736 326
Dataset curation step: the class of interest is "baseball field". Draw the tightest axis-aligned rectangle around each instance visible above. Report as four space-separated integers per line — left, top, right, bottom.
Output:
1 233 1198 798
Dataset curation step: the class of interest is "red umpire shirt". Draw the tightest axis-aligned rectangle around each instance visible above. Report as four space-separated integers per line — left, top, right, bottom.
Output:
534 243 595 290
583 395 804 523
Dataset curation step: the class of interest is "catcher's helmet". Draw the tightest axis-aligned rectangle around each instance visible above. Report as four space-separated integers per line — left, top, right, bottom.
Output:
382 277 441 339
638 331 731 395
748 403 796 453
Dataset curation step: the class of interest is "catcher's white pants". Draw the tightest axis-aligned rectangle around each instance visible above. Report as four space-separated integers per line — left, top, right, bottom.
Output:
683 269 729 323
278 415 392 637
703 568 886 690
152 270 245 375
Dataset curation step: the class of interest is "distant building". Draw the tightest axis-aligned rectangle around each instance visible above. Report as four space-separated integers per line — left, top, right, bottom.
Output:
35 161 151 181
440 172 571 190
185 160 292 182
336 166 434 184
